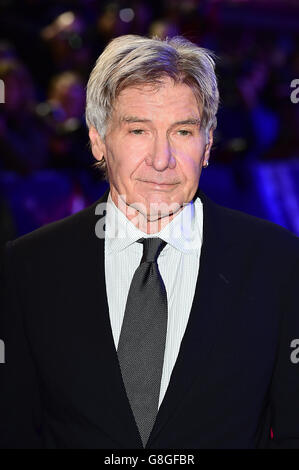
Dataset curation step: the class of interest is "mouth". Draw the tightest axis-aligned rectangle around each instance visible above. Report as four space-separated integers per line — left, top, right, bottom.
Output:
139 180 179 186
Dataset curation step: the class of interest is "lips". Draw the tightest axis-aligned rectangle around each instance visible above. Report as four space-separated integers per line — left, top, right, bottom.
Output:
141 180 177 185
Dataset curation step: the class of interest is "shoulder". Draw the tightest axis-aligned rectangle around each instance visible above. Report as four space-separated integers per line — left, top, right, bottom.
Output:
4 199 102 263
225 204 298 241
201 193 299 258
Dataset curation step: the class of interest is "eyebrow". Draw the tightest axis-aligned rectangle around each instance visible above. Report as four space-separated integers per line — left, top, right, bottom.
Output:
120 115 201 127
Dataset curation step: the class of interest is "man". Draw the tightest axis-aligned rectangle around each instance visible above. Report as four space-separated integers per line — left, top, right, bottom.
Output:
1 34 299 449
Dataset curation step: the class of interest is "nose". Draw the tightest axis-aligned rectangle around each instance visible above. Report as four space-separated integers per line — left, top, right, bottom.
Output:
145 134 176 171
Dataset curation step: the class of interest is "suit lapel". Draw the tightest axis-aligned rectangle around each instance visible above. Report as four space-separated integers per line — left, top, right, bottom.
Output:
146 188 243 448
73 188 143 448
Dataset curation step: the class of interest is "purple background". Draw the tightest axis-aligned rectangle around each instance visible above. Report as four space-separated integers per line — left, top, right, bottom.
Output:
0 0 299 244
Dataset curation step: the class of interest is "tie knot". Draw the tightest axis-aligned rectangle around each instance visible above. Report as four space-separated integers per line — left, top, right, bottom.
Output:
137 237 167 263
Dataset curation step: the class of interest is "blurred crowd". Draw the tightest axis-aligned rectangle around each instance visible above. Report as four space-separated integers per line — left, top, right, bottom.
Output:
0 0 299 241
0 0 298 175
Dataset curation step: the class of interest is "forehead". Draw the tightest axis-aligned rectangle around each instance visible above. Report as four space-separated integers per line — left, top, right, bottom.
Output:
113 77 200 119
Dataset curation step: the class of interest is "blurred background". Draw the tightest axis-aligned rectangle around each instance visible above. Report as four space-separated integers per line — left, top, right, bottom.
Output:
0 0 299 245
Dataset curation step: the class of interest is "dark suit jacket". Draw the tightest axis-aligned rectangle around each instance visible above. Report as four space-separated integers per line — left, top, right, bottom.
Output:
1 186 299 449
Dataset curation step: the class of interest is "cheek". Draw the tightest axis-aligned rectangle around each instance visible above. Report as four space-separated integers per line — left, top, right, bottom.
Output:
107 143 141 182
116 141 146 169
171 134 204 156
175 142 203 173
125 138 149 157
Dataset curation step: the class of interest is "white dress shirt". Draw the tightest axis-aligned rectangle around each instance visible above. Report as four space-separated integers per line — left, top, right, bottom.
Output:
104 191 203 409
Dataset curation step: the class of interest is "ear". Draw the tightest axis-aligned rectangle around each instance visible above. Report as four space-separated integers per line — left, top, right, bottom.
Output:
203 128 213 166
89 126 106 162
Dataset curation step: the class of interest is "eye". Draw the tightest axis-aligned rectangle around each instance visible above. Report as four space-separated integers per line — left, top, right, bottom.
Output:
177 129 192 136
130 129 145 135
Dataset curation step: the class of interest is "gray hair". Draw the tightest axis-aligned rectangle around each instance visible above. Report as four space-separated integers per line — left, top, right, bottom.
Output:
86 34 220 178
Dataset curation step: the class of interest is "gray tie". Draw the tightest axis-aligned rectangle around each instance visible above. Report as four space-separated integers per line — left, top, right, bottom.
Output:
117 237 168 447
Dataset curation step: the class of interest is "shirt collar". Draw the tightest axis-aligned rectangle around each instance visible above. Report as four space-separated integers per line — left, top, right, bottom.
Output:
105 191 203 255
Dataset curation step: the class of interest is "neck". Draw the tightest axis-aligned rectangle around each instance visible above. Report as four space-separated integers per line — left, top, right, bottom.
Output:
109 190 184 234
131 208 184 234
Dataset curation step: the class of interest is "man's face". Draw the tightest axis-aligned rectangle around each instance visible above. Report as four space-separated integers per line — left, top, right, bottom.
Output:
90 76 213 224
